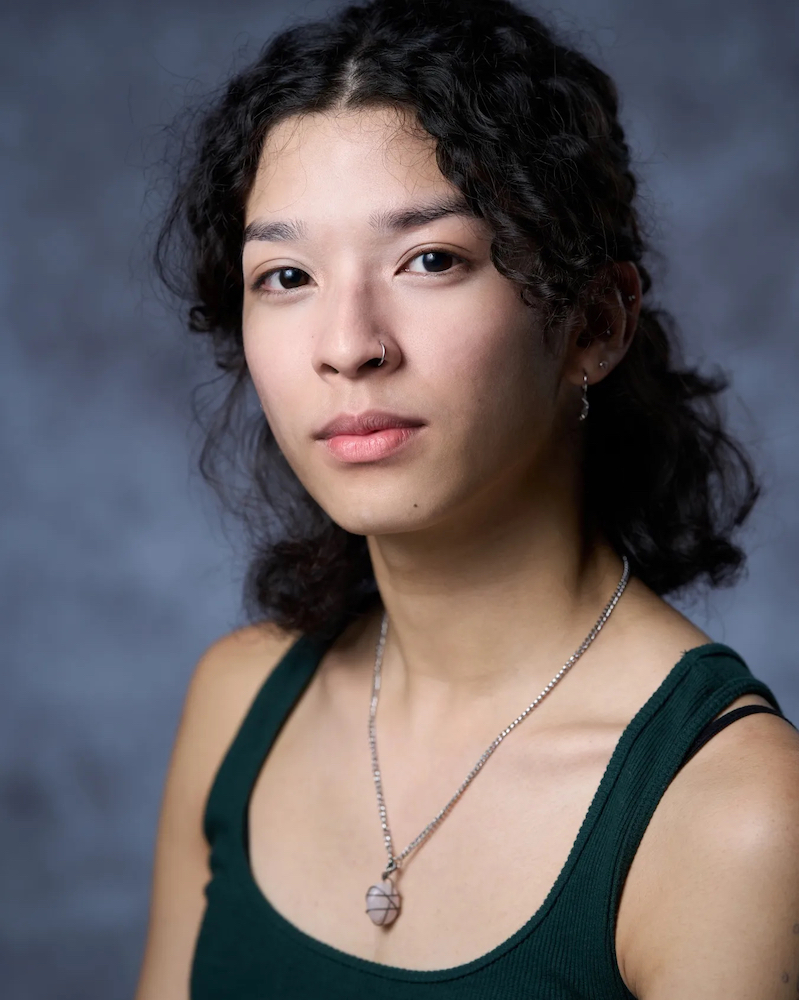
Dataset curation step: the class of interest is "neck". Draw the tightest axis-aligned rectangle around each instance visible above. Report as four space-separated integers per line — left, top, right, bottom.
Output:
364 458 627 709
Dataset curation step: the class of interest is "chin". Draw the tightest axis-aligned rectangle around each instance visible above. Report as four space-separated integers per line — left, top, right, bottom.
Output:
329 505 432 537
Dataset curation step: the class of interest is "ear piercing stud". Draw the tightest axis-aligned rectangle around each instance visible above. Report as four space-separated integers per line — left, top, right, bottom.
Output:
599 361 608 369
627 293 636 302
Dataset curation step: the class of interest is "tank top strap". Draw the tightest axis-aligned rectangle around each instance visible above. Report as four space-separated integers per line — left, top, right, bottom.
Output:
203 629 335 876
538 641 783 993
601 642 782 910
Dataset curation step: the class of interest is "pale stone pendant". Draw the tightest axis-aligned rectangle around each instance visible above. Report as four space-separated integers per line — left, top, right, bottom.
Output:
365 878 401 926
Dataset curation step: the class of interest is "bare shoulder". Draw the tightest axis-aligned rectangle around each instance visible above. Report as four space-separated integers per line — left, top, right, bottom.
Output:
194 619 302 686
595 575 714 719
618 688 799 999
177 621 303 786
613 575 713 662
188 622 302 749
134 620 300 1000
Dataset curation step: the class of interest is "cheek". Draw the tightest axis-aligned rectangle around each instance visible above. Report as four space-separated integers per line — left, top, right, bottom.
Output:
242 320 300 442
439 299 553 439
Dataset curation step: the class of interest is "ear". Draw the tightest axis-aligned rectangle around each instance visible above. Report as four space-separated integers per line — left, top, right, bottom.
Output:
562 261 641 389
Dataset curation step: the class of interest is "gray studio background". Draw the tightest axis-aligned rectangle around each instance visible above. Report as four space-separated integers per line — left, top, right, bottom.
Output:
2 0 797 996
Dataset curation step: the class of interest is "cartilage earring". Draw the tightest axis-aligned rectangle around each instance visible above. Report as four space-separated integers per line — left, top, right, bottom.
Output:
579 369 589 422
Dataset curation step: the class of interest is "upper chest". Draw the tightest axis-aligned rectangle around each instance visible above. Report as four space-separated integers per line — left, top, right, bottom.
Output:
245 657 665 976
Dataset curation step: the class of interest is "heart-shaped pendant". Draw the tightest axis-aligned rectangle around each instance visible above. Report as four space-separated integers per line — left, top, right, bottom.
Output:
365 878 401 926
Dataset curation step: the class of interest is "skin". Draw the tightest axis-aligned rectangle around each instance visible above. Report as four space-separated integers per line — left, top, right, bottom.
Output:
135 106 799 999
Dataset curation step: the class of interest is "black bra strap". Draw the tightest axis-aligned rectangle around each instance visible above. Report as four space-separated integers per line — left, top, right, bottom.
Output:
681 704 796 769
680 705 796 767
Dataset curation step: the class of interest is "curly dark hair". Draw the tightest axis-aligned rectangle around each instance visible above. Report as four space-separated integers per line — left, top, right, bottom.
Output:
156 0 761 643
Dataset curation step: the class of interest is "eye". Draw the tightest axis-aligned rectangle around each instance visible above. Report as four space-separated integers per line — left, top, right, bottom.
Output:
249 249 467 296
404 250 463 274
251 266 310 294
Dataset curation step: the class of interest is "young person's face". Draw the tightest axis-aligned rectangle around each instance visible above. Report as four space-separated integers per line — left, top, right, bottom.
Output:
242 106 575 536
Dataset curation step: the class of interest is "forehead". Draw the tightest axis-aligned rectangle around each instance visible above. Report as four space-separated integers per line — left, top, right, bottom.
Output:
246 106 454 221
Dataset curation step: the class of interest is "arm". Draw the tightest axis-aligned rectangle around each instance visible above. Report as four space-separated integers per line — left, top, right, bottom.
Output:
621 710 799 999
134 623 299 1000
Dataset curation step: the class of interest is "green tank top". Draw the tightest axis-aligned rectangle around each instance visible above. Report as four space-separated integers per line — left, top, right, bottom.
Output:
190 628 784 999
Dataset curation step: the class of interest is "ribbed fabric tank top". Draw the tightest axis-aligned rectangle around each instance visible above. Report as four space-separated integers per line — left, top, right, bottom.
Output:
191 628 785 999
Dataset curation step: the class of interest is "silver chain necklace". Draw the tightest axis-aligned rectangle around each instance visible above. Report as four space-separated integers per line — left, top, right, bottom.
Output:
364 555 630 926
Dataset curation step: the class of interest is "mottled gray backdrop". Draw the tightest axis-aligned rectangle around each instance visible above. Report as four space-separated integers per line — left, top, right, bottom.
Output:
2 0 797 996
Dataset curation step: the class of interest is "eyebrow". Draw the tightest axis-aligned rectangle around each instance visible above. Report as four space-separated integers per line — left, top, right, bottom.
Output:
242 194 476 245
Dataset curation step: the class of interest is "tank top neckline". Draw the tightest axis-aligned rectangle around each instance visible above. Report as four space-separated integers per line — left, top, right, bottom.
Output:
224 636 739 983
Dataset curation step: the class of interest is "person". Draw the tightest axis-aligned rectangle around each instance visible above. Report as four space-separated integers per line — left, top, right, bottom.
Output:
135 1 799 997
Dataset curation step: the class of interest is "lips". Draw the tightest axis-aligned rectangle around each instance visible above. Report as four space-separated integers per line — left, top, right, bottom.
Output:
315 409 425 439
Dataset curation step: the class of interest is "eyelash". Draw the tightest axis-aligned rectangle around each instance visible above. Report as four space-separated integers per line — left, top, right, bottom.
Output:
248 248 469 296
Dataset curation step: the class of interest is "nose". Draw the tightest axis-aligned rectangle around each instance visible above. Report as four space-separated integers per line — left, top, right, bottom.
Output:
312 276 394 378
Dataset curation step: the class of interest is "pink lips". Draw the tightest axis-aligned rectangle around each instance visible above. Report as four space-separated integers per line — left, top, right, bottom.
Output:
315 408 425 439
315 408 426 463
322 425 424 463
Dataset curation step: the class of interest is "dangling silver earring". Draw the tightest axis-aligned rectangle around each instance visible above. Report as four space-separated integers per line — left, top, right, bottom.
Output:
578 369 589 422
375 341 386 367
